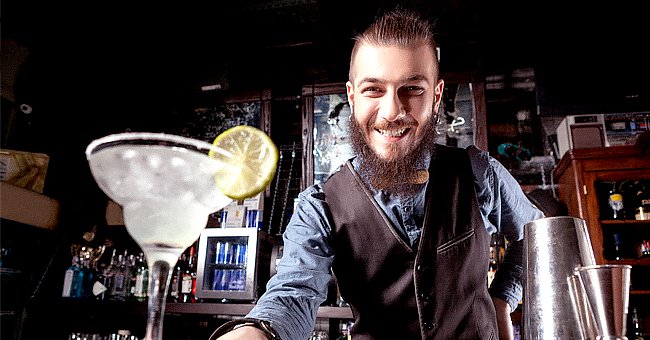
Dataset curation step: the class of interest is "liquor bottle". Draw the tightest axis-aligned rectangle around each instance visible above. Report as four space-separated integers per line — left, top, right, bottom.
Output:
110 253 130 301
336 321 353 340
488 233 505 287
127 254 136 298
124 252 134 300
631 307 644 340
190 249 198 299
608 182 625 220
62 255 84 298
489 233 505 264
132 252 148 301
168 254 183 303
635 183 650 220
487 259 498 288
180 246 197 303
612 232 624 261
93 262 109 301
81 257 96 300
641 240 650 258
103 249 118 299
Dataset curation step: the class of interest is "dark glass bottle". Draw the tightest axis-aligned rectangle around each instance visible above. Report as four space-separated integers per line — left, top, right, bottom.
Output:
61 255 83 298
612 232 624 261
635 183 650 221
94 262 109 301
608 182 625 220
168 257 182 303
109 254 130 301
132 252 148 301
489 233 505 263
180 246 197 303
488 259 498 288
631 308 644 340
81 257 95 300
488 233 505 288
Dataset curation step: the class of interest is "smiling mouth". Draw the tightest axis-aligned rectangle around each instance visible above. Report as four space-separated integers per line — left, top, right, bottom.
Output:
376 128 409 137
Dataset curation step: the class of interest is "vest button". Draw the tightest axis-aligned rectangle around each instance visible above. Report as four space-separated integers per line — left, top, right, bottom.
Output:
416 264 428 272
423 321 435 331
418 293 430 302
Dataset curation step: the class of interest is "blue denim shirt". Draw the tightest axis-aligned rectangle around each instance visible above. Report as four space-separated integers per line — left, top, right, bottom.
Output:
247 146 544 340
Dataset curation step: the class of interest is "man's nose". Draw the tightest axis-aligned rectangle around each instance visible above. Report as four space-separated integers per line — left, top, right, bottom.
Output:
378 90 406 122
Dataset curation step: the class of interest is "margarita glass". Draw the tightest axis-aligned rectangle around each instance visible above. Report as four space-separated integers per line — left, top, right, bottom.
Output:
86 132 234 340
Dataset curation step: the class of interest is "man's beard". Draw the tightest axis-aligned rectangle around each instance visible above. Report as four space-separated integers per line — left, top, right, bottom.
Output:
349 111 438 196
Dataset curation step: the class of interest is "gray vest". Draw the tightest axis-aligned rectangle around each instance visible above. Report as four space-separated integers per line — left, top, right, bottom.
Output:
322 145 497 339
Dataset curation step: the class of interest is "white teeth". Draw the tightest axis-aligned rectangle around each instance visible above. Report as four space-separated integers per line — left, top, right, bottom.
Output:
377 128 406 137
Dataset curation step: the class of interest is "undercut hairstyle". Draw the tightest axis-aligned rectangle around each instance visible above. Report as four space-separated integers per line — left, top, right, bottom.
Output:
348 9 440 82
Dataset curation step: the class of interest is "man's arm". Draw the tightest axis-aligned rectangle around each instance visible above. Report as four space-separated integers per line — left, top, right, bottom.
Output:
486 154 544 306
211 319 280 340
492 296 514 340
468 146 543 311
211 186 335 340
215 326 268 340
468 146 543 338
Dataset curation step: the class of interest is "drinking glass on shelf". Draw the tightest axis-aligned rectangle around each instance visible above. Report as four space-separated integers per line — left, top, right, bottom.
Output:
85 132 234 340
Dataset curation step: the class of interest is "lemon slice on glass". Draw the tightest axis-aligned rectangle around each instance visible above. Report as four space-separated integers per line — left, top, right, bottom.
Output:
209 125 279 200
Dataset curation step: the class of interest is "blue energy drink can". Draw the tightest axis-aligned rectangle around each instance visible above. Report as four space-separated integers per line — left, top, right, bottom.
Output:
236 244 248 265
212 269 224 290
215 241 226 264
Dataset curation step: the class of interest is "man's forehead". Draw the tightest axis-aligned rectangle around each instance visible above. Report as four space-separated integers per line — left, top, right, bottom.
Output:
351 44 438 84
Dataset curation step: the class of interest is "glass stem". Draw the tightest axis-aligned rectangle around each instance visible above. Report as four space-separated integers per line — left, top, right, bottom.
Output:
145 260 172 340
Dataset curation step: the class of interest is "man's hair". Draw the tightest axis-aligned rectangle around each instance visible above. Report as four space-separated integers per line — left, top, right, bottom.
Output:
348 9 440 81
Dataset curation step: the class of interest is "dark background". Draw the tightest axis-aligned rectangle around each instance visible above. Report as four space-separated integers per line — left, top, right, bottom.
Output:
4 0 647 116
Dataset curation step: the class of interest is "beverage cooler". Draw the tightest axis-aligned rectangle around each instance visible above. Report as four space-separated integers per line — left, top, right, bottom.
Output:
195 228 275 302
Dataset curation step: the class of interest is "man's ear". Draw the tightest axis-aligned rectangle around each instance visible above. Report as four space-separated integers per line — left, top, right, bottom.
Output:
433 79 445 111
346 80 355 113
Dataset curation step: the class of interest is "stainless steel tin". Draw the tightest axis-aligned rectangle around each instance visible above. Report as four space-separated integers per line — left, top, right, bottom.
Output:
523 216 597 339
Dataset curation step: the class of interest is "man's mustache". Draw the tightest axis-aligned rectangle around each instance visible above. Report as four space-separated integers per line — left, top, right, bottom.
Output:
371 118 417 131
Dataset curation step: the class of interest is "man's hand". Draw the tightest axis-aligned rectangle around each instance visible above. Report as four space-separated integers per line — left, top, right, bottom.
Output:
215 326 269 340
492 297 514 340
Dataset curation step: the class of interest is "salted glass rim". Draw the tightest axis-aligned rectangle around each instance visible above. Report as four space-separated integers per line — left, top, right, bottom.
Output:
85 132 224 159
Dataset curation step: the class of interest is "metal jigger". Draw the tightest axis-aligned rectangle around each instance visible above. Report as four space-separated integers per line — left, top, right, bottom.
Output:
576 264 632 340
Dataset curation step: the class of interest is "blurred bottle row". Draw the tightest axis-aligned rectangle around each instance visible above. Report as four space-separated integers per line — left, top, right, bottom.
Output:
608 233 650 261
309 320 354 340
61 243 199 303
68 329 139 340
488 233 507 288
599 179 650 221
61 248 148 301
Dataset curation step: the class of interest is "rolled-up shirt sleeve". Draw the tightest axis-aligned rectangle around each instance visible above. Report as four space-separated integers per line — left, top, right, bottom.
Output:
467 146 545 311
246 185 335 340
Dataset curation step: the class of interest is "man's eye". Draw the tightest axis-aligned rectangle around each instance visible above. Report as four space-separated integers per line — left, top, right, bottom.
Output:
361 87 383 96
403 86 424 95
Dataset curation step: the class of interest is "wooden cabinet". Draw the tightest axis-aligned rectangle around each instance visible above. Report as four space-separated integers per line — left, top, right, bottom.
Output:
553 145 650 267
554 145 650 335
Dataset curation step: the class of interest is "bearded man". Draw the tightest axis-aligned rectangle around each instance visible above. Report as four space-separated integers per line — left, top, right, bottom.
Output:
212 8 543 340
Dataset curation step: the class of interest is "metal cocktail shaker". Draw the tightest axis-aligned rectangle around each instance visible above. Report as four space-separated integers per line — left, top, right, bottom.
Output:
523 216 597 339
